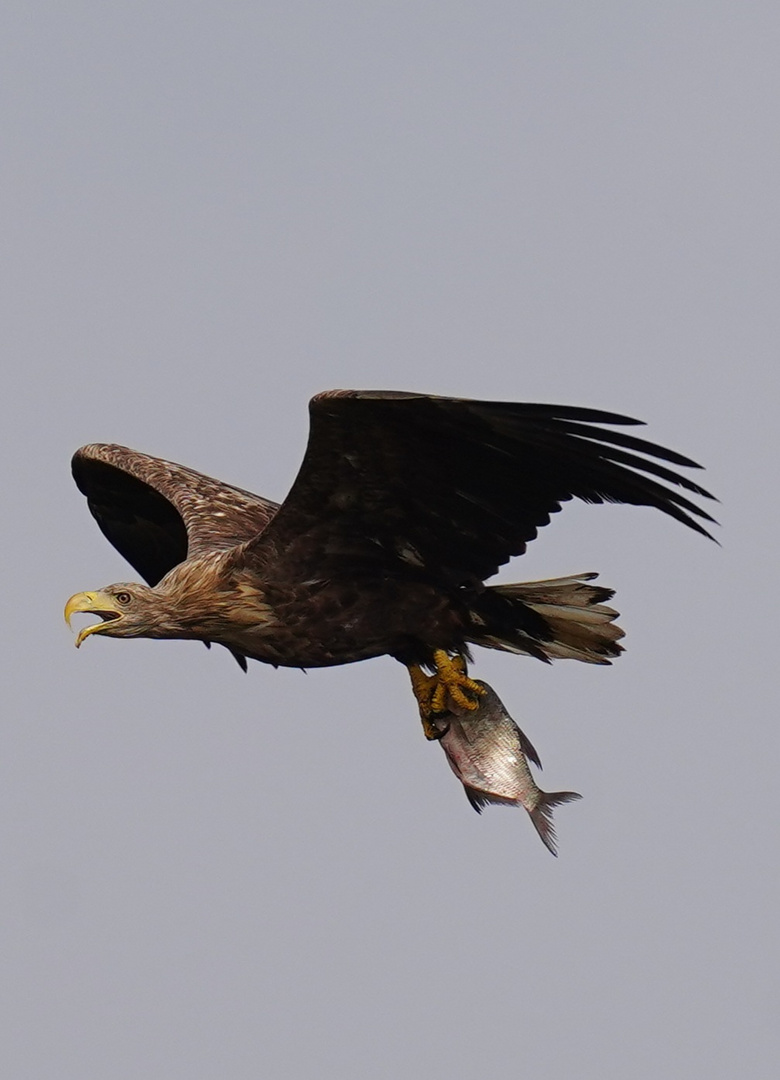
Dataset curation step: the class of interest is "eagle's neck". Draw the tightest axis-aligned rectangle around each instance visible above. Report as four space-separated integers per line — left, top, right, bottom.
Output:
155 551 275 641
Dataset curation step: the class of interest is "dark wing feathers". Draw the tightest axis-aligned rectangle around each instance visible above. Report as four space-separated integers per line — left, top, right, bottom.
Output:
73 393 715 591
246 391 716 586
72 445 279 585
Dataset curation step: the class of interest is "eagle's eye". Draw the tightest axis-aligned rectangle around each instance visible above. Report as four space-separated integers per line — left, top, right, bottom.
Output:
115 591 132 605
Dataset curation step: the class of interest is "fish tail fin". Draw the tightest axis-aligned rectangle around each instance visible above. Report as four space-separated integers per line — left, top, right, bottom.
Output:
529 791 582 856
471 573 624 664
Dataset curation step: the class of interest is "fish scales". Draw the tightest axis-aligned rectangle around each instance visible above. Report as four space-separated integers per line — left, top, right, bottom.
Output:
432 680 581 856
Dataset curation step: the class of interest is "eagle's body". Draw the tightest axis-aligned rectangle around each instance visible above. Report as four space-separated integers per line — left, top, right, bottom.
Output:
66 390 715 709
145 548 461 667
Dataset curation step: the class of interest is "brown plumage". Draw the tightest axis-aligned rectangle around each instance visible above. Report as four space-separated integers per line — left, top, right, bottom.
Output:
65 390 716 678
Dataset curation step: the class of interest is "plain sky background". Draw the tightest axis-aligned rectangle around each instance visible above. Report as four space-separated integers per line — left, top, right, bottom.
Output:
2 3 778 1077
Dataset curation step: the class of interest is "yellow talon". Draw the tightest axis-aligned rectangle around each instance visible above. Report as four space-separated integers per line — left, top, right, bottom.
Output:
421 715 443 741
407 651 487 738
407 664 441 738
430 650 486 712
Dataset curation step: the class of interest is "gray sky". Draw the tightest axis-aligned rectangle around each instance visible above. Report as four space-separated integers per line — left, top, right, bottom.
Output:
2 2 777 1077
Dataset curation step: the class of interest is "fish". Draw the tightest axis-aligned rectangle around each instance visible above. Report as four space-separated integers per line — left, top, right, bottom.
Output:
431 681 581 856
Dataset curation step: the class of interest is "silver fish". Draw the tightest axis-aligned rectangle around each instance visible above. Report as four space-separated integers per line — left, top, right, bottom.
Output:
432 681 581 856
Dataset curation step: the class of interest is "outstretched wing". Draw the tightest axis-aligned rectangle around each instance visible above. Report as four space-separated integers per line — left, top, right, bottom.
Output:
72 444 280 586
246 390 716 586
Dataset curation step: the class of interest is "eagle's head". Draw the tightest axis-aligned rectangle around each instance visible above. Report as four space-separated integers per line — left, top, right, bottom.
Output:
64 582 179 645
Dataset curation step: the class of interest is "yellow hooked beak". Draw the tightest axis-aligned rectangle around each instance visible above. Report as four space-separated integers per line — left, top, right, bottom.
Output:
64 591 123 647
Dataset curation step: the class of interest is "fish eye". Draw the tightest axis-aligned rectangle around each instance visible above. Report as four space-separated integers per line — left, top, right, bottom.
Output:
115 591 132 605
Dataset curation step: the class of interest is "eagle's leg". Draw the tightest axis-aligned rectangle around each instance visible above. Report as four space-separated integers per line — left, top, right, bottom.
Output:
407 664 442 740
407 651 487 739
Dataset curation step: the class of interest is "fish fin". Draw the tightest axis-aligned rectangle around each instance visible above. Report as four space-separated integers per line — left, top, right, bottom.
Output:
515 727 543 770
465 787 486 814
529 791 583 856
464 786 519 814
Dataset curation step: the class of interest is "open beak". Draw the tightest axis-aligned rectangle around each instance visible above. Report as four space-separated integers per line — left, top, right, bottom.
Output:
64 591 123 647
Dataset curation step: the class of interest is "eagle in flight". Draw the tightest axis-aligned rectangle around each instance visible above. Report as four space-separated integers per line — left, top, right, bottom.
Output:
65 390 715 735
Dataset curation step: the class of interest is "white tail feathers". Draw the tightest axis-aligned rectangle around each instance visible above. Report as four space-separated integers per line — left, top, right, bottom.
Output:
478 572 625 664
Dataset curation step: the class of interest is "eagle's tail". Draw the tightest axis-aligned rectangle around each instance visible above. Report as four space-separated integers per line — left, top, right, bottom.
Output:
468 572 624 664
